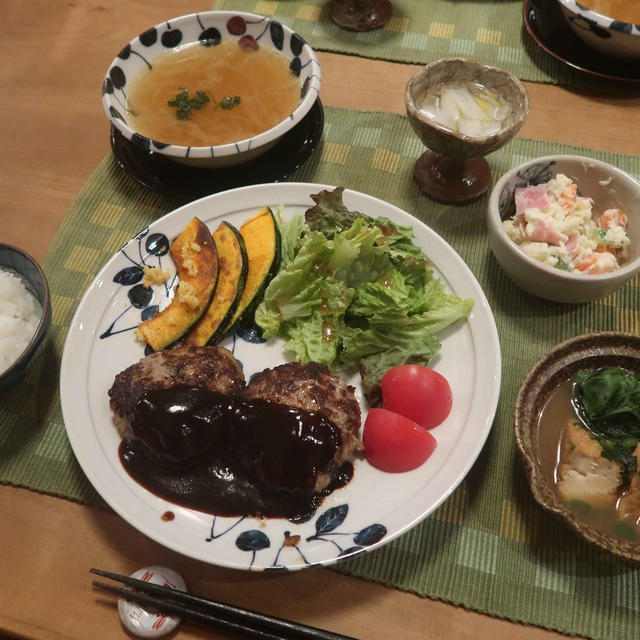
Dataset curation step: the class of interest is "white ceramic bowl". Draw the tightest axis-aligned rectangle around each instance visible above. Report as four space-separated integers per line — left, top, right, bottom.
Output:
487 155 640 303
557 0 640 59
102 11 321 169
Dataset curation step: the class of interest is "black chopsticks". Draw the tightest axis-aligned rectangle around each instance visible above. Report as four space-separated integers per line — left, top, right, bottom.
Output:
90 568 358 640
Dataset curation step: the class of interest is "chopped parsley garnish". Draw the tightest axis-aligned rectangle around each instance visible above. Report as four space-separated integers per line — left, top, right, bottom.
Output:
218 96 241 110
168 88 241 120
168 88 211 120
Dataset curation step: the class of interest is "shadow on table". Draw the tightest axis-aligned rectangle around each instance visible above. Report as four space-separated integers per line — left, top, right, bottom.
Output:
0 338 59 460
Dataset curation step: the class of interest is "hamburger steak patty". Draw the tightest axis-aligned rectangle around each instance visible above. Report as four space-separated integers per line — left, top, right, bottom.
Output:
108 345 245 436
243 361 363 492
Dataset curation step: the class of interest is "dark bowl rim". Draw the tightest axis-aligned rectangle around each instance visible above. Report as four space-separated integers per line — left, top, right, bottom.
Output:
404 57 530 145
0 243 51 383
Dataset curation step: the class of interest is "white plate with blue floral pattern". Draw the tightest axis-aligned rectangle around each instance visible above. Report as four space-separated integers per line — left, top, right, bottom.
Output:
60 182 501 571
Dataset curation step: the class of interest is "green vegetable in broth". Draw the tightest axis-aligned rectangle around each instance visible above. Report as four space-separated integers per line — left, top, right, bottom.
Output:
573 367 640 483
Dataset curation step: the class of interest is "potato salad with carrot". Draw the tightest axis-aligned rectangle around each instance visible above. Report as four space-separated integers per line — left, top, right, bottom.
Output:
503 173 630 274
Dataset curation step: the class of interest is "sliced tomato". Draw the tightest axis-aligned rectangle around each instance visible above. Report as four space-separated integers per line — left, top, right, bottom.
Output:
381 364 452 430
363 408 437 473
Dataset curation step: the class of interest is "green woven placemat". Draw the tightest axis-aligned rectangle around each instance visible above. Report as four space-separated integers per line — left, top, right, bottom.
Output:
2 105 640 639
212 0 618 89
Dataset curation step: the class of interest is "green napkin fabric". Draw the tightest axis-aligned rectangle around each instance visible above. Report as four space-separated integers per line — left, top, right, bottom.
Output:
2 105 640 639
212 0 626 90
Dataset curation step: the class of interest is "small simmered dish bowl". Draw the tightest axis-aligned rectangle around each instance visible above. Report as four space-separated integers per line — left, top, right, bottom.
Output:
404 57 529 204
515 332 640 561
556 0 640 59
0 244 51 390
487 154 640 303
102 11 321 169
405 57 529 162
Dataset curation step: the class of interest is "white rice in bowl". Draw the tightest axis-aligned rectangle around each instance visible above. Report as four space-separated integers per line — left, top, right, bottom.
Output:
0 267 42 374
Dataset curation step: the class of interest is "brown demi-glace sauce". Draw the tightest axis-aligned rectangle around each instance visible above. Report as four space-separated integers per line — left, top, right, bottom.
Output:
118 386 353 520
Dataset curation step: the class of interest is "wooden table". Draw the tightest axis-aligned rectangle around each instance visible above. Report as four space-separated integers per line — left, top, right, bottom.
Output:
1 2 638 638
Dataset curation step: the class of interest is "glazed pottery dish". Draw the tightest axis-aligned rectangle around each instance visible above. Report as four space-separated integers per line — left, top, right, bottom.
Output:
515 332 640 561
556 0 640 58
102 11 321 169
0 244 51 390
487 154 640 303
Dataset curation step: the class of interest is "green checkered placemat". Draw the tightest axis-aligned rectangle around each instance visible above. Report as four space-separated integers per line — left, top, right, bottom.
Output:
2 105 640 639
212 0 611 88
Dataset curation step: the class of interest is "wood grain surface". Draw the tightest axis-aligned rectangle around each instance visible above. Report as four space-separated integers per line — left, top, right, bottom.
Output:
2 1 637 638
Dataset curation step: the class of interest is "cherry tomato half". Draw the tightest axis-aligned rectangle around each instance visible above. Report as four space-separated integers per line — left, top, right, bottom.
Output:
363 408 437 473
380 364 452 430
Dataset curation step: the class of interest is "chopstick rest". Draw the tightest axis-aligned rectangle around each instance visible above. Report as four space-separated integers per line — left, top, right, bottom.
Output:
108 566 187 638
91 567 359 639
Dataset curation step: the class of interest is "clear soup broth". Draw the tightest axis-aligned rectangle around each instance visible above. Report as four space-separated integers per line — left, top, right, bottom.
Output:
580 0 640 24
127 39 301 147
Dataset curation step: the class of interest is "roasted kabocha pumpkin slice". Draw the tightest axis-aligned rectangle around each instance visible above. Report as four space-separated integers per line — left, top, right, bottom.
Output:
224 207 281 333
183 221 248 346
138 217 218 351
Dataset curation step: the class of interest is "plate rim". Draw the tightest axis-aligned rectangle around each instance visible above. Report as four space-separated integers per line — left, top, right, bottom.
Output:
60 181 502 571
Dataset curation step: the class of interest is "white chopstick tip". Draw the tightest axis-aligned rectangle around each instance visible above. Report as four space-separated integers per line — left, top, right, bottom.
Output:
117 566 187 638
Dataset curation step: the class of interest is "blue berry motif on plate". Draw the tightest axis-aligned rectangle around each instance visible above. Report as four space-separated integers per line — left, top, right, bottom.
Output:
100 228 173 341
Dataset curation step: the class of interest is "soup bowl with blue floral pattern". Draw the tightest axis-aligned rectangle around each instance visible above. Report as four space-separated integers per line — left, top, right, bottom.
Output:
102 11 322 169
556 0 640 59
